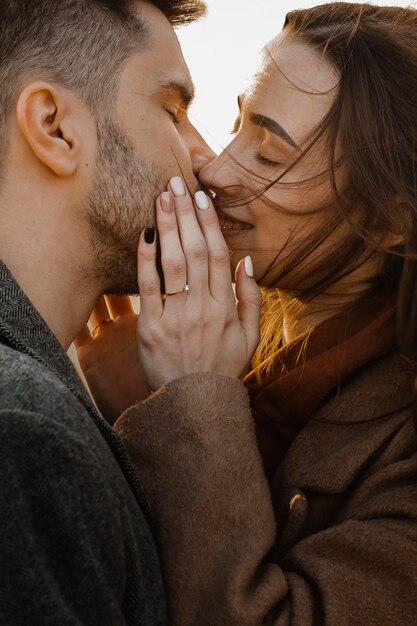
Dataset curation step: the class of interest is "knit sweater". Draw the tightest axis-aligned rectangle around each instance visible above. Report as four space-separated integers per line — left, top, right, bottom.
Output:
0 261 167 626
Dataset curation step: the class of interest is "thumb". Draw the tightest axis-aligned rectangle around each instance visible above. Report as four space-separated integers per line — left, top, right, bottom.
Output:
235 256 262 352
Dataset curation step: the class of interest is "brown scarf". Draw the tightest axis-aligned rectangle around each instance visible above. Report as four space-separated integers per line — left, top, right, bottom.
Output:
245 297 397 478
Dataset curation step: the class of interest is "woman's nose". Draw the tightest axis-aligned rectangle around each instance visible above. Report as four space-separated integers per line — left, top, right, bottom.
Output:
198 150 240 193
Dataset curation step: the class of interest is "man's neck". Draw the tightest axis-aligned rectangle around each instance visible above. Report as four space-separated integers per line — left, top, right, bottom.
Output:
0 210 99 350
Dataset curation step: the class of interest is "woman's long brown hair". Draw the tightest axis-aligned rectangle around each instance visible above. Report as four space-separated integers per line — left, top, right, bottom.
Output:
245 3 417 406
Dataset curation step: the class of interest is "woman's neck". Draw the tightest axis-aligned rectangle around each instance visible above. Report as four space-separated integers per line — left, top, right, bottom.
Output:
279 289 366 345
278 251 388 345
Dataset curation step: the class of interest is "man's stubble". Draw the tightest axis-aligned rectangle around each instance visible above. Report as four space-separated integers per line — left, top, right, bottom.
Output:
87 117 164 294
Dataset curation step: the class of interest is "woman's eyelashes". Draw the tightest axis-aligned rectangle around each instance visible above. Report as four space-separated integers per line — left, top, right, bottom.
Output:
229 119 280 168
254 153 281 167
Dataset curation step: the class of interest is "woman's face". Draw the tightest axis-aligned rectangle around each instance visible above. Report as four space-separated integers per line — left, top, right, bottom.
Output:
199 34 340 286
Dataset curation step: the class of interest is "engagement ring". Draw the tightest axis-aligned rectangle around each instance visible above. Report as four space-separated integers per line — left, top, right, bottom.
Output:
163 284 190 300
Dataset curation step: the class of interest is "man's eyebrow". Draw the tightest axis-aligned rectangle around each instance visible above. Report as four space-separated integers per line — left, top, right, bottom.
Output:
250 113 301 151
160 80 195 109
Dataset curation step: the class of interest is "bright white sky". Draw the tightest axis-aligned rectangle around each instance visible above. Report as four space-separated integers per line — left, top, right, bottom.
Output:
177 0 414 153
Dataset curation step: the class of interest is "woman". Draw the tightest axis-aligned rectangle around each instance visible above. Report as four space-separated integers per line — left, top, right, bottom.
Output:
76 3 417 624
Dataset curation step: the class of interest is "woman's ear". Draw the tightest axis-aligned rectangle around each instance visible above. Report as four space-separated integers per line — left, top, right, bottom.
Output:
16 82 79 177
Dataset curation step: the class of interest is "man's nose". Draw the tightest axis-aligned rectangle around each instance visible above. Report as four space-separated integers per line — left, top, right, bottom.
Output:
188 131 217 179
192 148 217 178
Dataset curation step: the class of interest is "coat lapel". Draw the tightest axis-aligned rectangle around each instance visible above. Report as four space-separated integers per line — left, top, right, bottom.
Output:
0 260 153 525
0 260 93 410
274 353 414 494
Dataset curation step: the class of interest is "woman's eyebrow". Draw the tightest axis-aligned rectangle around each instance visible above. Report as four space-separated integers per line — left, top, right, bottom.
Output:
250 113 301 151
237 93 300 151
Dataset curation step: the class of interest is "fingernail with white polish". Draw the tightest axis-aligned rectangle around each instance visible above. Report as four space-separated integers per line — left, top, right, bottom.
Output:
195 191 210 210
245 256 254 278
161 191 173 213
171 176 186 197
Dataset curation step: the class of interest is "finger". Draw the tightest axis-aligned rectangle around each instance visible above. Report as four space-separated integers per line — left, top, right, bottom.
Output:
90 296 112 329
106 295 135 319
73 326 92 348
156 192 187 296
169 176 208 295
137 226 163 321
235 256 262 352
193 190 233 303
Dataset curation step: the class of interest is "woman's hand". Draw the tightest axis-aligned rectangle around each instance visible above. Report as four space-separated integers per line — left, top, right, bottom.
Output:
137 177 262 391
74 296 149 424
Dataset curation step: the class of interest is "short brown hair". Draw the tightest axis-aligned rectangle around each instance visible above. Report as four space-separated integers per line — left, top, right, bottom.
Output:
0 0 206 118
150 0 206 24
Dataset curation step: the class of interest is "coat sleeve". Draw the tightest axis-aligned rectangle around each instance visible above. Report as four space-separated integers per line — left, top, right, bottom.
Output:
115 373 417 626
0 409 127 625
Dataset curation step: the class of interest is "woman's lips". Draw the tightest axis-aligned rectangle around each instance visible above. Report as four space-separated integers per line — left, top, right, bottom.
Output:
218 214 254 237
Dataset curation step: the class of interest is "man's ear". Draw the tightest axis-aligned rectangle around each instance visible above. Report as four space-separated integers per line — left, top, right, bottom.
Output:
16 82 79 177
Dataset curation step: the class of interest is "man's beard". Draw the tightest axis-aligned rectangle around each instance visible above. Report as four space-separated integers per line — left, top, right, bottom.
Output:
87 117 164 294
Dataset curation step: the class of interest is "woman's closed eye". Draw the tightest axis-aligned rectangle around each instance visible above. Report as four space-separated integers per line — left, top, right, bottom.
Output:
229 115 281 167
254 153 281 167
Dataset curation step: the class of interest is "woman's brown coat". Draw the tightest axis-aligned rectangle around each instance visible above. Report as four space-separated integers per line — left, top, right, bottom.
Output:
115 352 417 625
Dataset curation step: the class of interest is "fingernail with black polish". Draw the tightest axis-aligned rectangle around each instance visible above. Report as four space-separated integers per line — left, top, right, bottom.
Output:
145 226 155 244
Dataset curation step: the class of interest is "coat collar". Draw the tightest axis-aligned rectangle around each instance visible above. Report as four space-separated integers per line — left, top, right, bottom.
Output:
0 260 93 411
247 294 398 478
275 352 415 494
0 259 154 524
314 351 414 425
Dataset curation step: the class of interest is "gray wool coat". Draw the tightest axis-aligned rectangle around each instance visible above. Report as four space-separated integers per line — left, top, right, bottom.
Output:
0 261 167 625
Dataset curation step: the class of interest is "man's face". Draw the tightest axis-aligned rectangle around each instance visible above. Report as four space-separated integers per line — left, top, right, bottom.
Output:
88 2 212 294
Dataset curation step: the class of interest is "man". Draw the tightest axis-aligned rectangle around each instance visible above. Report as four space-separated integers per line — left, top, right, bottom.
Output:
0 0 212 623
